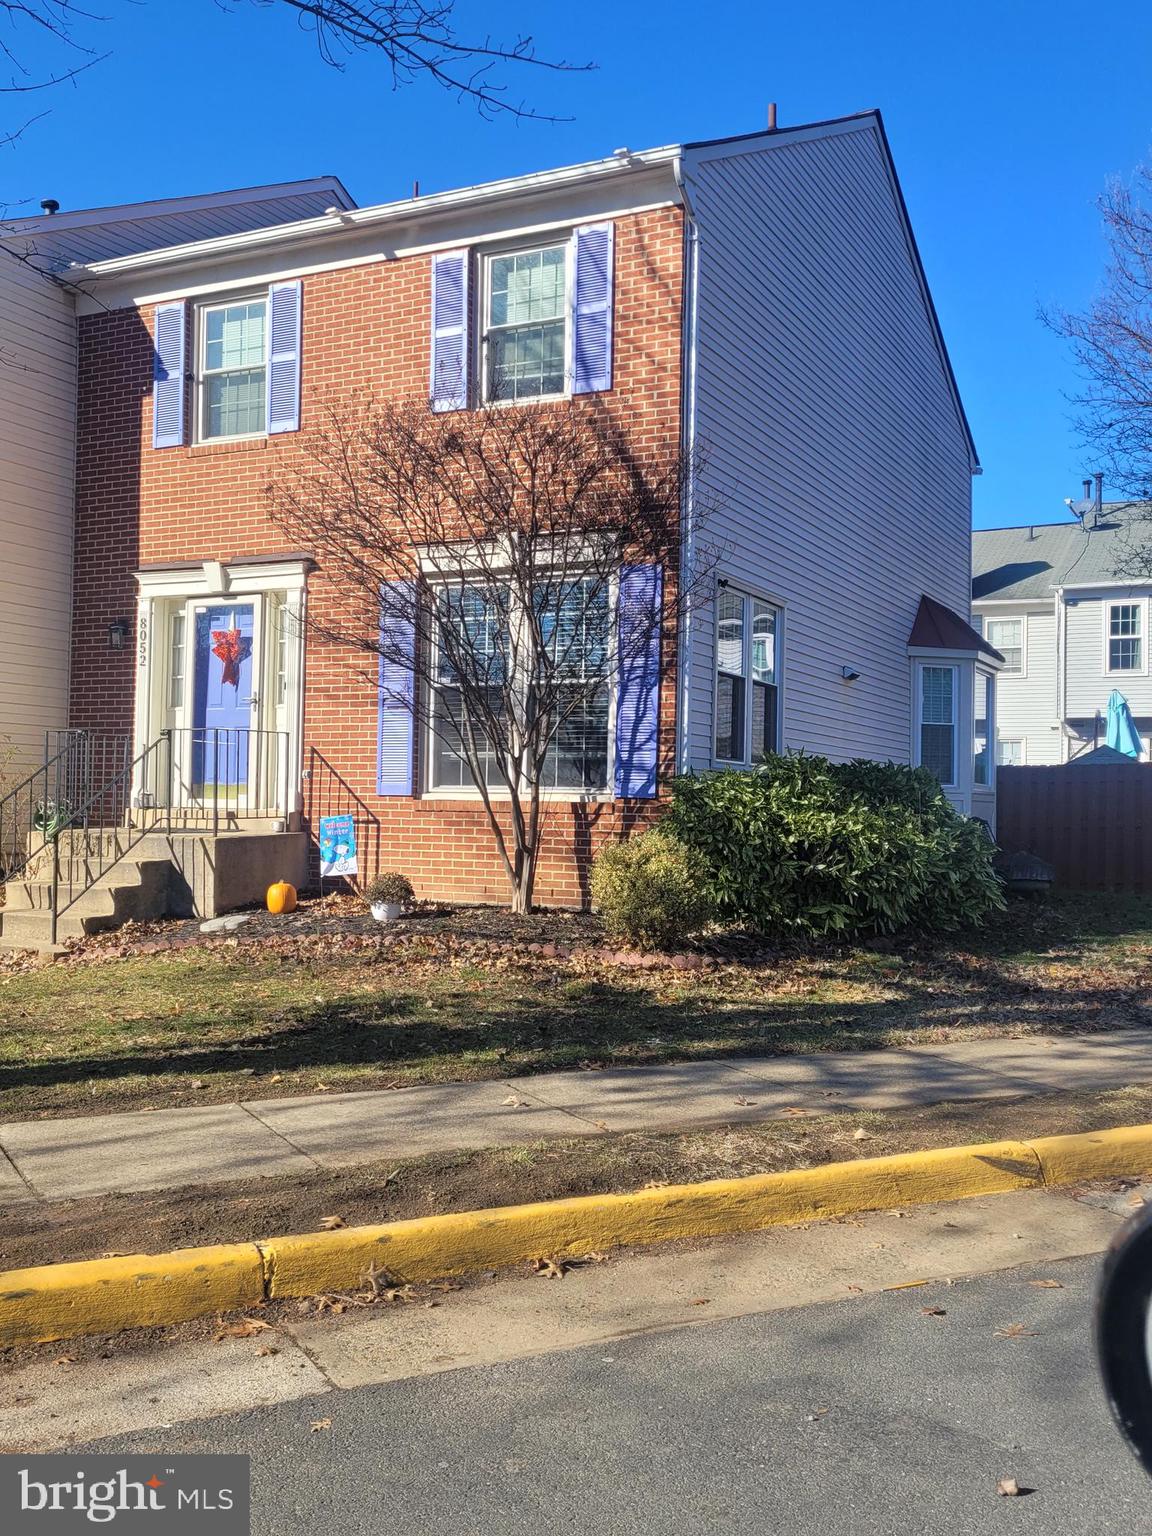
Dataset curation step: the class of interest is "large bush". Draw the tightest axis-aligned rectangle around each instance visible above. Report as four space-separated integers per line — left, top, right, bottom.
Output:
666 756 1003 941
591 829 718 949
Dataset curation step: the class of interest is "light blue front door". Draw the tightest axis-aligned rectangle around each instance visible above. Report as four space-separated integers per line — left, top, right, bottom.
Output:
192 604 255 791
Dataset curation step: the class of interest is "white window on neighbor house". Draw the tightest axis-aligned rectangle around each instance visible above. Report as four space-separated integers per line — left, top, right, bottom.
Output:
973 670 994 787
714 587 781 765
918 664 957 787
198 296 268 440
1108 602 1144 672
985 617 1024 675
483 243 568 403
997 738 1024 767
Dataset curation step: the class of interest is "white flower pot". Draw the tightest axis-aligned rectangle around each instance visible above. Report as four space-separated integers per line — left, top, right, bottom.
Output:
370 901 402 923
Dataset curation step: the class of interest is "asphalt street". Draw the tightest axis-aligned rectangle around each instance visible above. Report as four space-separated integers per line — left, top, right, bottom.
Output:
80 1251 1150 1535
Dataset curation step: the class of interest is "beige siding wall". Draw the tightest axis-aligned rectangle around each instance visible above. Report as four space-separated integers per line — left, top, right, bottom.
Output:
681 120 974 772
0 257 75 779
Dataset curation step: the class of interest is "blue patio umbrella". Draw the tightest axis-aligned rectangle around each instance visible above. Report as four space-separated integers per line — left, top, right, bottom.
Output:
1105 689 1144 759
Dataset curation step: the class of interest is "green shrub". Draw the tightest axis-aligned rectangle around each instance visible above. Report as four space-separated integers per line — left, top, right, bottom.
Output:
591 829 717 949
665 755 1003 942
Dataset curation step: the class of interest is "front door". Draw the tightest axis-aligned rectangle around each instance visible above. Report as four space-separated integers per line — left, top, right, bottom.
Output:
192 603 256 797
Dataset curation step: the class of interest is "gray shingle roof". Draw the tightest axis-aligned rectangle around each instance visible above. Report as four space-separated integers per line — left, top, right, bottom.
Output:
972 504 1152 601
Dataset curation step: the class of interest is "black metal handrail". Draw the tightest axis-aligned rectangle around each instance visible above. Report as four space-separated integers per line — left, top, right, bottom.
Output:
0 733 128 887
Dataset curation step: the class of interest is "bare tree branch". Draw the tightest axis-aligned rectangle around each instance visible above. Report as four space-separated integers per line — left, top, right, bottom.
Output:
244 0 594 121
266 396 720 911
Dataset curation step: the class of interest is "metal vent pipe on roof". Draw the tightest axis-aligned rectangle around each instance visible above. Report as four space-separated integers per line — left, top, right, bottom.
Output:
767 102 778 131
39 198 59 216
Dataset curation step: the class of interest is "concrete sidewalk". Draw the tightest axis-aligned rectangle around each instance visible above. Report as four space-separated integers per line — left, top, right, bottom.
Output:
1 1029 1150 1205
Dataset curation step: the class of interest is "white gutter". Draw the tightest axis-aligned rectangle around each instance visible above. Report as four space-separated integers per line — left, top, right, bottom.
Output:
74 146 681 280
672 153 699 775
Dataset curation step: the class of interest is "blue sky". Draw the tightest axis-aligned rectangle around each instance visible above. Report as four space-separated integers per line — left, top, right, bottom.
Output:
4 0 1151 530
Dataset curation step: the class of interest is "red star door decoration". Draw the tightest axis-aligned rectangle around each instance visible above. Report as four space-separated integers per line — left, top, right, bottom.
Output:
211 623 247 689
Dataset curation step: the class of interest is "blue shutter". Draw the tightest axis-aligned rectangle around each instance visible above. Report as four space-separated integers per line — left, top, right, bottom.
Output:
377 582 415 796
430 250 469 412
267 280 303 434
572 222 614 395
152 300 186 449
614 564 662 799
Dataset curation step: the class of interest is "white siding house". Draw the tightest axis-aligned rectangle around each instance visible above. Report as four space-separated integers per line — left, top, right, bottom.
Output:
678 114 993 816
973 505 1152 762
0 179 353 778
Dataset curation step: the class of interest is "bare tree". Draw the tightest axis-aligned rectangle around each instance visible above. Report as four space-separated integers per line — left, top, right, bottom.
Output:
266 397 716 912
244 1 592 120
0 0 108 148
1047 164 1152 501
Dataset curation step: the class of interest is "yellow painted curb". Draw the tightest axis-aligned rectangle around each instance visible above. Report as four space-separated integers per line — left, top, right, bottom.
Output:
261 1138 1041 1299
0 1243 264 1346
1 1122 1150 1347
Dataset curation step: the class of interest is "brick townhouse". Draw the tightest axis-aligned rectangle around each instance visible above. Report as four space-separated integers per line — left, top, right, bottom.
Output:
3 109 994 937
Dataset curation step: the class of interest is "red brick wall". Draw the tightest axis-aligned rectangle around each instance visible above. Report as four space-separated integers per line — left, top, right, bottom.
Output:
71 206 685 907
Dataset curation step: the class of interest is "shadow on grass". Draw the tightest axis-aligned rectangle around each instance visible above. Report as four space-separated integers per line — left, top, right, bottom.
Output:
0 955 1143 1102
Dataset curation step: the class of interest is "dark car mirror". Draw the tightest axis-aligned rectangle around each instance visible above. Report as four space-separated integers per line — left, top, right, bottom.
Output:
1096 1200 1152 1476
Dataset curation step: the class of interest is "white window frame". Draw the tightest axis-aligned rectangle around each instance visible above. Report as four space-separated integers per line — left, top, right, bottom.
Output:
422 570 618 802
195 292 270 445
973 666 995 788
1104 598 1148 676
996 736 1025 767
985 615 1026 678
711 584 783 768
478 237 574 407
915 662 959 789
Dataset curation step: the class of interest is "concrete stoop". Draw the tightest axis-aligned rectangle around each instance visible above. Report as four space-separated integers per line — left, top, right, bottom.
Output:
0 828 308 950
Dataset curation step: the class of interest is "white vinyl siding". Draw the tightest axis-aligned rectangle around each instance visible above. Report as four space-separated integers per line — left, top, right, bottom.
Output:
974 605 1061 764
0 258 77 775
1064 594 1152 721
682 120 974 772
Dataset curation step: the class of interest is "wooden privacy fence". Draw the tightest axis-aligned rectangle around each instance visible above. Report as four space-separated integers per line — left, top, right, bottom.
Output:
996 763 1152 892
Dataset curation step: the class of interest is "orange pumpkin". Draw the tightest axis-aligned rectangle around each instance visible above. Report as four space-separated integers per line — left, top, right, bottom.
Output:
266 880 297 915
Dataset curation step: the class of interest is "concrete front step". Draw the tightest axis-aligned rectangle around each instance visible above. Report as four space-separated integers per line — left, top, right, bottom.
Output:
0 857 173 947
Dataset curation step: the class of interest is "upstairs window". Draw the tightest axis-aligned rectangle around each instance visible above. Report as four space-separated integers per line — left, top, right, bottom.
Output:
715 587 781 764
199 297 267 440
1108 603 1143 672
483 244 568 403
918 664 956 787
986 617 1023 675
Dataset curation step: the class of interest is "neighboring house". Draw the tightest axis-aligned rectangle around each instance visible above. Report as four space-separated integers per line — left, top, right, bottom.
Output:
973 503 1152 764
0 110 991 939
0 179 354 781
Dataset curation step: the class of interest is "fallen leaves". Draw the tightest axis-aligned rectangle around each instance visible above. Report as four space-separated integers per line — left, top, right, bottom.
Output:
530 1257 568 1280
852 1127 873 1142
309 1418 332 1433
502 1094 530 1108
1028 1279 1064 1290
994 1322 1038 1340
214 1317 273 1341
732 1096 756 1107
996 1478 1021 1497
318 1215 346 1231
51 1354 76 1366
921 1307 947 1317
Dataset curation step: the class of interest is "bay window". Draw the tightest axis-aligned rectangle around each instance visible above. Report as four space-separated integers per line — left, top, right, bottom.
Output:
973 670 994 786
715 586 781 764
918 664 956 786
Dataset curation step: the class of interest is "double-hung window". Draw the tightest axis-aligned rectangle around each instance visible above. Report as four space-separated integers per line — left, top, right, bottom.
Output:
997 738 1024 767
199 297 268 440
428 576 611 793
483 244 568 402
919 665 957 786
1108 603 1143 672
715 587 781 764
985 617 1023 675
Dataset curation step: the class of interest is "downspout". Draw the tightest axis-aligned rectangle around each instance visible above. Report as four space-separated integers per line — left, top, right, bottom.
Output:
1062 583 1069 758
673 153 700 776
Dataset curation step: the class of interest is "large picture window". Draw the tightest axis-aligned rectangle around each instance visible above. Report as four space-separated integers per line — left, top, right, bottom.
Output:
714 586 781 764
919 664 957 786
428 576 611 793
484 244 568 403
